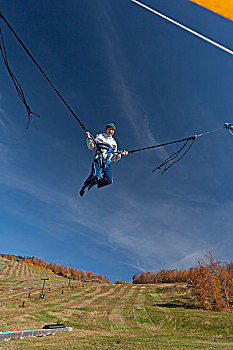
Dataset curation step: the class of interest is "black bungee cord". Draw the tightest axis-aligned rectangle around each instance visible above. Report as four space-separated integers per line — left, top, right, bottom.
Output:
0 24 40 128
129 135 196 174
152 137 196 174
129 125 232 174
0 11 86 132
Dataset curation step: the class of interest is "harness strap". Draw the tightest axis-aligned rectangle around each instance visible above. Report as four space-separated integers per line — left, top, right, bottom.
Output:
95 143 113 179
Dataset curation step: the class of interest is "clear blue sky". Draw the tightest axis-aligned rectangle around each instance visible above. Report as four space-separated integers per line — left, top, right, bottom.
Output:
0 0 233 282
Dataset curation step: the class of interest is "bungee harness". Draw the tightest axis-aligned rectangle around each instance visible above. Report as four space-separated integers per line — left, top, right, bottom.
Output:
95 142 114 179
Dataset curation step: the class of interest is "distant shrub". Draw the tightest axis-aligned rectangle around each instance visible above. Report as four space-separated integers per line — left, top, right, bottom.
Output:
115 280 132 285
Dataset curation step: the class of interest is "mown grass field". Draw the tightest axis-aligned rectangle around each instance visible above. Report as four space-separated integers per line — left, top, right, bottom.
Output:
0 259 233 349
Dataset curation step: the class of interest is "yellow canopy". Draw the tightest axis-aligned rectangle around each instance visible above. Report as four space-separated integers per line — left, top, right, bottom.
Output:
189 1 233 22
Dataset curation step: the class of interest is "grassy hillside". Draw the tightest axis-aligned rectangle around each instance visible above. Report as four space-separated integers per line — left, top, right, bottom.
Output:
0 257 70 292
0 261 233 349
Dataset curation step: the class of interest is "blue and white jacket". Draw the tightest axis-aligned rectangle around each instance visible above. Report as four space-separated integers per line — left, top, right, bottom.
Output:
86 133 121 163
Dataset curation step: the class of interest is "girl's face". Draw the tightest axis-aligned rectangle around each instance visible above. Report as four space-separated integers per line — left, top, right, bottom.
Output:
106 128 115 137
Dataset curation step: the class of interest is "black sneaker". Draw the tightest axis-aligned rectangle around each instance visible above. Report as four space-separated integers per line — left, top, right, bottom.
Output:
79 186 86 197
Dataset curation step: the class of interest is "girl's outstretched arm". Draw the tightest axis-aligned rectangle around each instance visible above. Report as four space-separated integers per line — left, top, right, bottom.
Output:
85 132 96 150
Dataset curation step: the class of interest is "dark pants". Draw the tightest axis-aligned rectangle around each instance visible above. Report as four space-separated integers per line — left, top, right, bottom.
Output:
84 158 112 189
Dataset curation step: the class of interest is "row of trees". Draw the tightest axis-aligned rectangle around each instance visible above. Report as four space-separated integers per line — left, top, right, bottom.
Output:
132 253 233 312
133 269 189 284
0 253 110 283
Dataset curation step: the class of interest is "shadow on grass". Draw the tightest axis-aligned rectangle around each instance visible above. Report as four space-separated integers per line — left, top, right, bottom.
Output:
153 302 199 309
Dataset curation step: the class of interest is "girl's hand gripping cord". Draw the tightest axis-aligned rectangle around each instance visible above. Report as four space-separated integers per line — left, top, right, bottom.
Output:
117 150 128 156
121 151 128 156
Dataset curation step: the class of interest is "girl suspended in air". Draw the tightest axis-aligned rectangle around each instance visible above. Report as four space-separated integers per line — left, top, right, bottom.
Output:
80 123 128 197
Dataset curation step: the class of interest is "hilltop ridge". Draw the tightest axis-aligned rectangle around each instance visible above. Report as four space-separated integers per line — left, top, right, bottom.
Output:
0 253 109 284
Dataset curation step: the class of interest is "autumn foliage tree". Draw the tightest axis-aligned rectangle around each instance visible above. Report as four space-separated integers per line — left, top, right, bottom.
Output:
188 254 233 312
132 252 233 312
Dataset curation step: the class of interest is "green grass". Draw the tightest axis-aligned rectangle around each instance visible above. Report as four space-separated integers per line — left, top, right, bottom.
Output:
0 282 233 349
29 310 59 323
